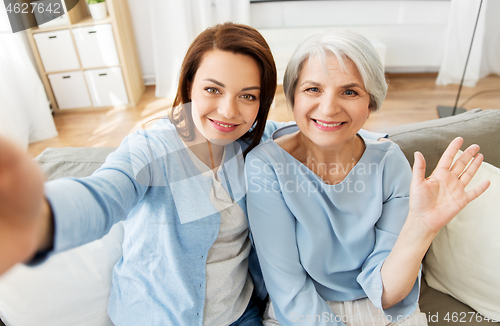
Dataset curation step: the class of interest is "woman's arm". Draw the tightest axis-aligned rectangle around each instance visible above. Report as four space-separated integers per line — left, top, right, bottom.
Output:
356 144 417 319
245 150 344 326
43 130 167 255
380 137 490 308
0 130 163 274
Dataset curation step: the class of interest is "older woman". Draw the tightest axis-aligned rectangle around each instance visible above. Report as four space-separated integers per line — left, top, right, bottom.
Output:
245 30 489 326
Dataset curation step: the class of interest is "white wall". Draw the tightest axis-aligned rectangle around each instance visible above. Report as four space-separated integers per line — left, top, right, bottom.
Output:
126 0 451 84
251 0 451 76
126 0 155 85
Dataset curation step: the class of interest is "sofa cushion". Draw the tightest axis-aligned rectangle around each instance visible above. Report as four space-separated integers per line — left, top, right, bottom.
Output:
382 109 500 176
423 157 500 322
419 279 497 325
0 146 120 326
0 223 123 326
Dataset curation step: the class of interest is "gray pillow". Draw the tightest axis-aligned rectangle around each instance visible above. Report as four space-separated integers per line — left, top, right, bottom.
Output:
382 109 500 176
33 147 116 180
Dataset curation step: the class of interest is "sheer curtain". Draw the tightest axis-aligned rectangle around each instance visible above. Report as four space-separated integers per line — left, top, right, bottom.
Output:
0 7 57 150
436 0 500 87
149 0 250 98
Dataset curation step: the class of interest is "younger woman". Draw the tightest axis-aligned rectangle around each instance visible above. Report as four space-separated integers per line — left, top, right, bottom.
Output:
0 23 386 326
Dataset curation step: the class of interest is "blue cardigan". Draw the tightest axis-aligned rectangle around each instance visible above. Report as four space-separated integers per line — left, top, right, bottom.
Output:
44 119 385 325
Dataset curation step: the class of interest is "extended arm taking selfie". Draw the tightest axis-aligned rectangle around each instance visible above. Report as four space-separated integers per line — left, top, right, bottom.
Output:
0 136 53 275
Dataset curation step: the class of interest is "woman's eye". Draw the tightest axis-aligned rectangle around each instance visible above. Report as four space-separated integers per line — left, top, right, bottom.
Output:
306 87 319 93
205 87 220 94
344 89 358 96
241 94 257 101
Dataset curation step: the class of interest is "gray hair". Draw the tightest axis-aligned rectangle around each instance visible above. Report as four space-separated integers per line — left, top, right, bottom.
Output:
283 29 387 112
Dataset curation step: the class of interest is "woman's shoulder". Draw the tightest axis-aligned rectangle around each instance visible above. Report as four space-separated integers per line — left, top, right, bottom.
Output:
260 120 296 143
114 119 184 160
249 123 299 157
137 118 177 138
246 140 296 171
361 137 409 169
275 127 299 147
128 119 178 143
246 138 278 161
361 137 411 181
362 136 403 156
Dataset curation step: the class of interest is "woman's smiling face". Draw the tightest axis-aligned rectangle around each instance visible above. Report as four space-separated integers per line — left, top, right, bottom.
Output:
293 53 372 149
189 50 262 145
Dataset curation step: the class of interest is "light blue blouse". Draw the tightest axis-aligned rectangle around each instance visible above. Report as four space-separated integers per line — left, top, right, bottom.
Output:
43 118 386 326
245 124 420 326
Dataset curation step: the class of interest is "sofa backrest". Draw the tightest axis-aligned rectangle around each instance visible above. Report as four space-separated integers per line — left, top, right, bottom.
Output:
383 109 500 177
34 146 116 179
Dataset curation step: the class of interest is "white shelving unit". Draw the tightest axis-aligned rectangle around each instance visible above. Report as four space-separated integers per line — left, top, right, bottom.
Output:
26 0 144 113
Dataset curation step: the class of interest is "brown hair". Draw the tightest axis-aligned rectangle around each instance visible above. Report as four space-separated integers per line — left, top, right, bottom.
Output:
169 22 276 156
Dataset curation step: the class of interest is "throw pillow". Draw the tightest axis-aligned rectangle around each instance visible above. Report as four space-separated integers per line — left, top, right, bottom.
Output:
0 222 123 326
424 155 500 321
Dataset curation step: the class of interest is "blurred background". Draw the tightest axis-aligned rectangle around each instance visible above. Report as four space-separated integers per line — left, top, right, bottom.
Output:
0 0 498 156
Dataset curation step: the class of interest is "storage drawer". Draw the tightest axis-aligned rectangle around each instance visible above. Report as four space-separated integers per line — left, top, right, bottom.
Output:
73 24 120 69
33 30 80 73
84 67 129 107
48 71 92 109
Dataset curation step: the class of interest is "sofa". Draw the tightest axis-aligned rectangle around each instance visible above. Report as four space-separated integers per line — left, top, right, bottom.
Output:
0 109 499 326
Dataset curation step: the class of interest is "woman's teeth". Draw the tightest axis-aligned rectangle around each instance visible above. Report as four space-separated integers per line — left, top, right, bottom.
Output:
215 121 234 128
315 120 342 127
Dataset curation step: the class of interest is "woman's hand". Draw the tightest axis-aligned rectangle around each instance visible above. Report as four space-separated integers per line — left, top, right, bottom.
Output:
409 137 490 234
0 137 53 275
381 137 490 309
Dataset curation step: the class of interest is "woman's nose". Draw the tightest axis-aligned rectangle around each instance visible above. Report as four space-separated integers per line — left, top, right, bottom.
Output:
318 93 341 115
218 97 239 119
